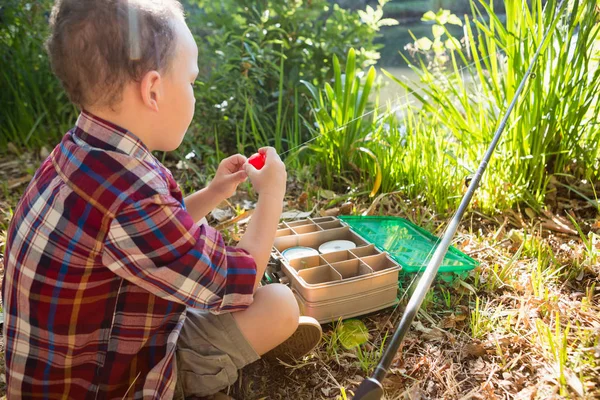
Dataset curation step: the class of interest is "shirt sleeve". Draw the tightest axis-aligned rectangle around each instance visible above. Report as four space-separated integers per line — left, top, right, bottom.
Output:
101 194 257 313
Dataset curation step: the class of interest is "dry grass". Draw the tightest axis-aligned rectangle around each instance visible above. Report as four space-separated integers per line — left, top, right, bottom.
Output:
0 155 599 399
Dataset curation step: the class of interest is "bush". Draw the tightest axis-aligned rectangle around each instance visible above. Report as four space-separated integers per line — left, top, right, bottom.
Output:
182 0 397 161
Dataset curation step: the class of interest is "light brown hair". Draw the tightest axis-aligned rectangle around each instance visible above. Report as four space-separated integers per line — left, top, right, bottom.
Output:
46 0 184 108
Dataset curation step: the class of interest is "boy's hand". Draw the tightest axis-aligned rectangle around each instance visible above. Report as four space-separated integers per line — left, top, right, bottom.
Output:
208 154 248 199
244 147 287 200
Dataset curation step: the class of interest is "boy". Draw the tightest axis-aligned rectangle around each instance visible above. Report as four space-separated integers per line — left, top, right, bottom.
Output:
1 0 321 398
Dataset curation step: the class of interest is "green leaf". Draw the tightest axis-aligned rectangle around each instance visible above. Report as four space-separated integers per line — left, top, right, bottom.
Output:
432 38 444 53
337 320 369 349
342 48 356 122
379 18 399 27
447 14 463 26
415 37 433 51
422 11 436 21
356 66 376 118
299 80 320 102
437 9 451 25
432 24 445 38
355 146 382 197
445 37 461 50
333 55 342 100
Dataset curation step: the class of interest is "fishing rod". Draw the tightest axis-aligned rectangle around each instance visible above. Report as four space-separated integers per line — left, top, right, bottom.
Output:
352 3 564 399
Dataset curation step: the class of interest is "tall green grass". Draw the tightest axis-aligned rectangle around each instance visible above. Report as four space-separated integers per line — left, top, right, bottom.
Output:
384 0 600 213
303 0 599 215
372 103 463 214
300 48 382 196
0 0 77 151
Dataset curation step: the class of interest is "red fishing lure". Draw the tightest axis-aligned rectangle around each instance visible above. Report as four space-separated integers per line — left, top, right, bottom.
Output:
248 152 266 170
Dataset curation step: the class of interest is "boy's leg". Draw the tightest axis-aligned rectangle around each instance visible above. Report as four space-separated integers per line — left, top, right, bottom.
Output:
230 283 300 355
175 284 305 398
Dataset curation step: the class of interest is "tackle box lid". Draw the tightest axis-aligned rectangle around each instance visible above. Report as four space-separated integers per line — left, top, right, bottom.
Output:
338 216 478 273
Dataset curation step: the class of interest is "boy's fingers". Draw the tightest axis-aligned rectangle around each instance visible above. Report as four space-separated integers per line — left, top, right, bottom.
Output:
232 154 247 164
244 162 258 178
259 147 281 165
224 154 247 171
231 170 247 183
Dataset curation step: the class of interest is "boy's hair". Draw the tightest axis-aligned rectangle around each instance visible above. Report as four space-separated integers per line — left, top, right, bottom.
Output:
46 0 184 108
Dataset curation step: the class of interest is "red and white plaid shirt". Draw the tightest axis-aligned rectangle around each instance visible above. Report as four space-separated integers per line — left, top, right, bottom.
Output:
2 112 257 399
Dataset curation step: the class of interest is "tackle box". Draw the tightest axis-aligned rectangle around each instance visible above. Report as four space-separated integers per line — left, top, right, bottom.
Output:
269 216 477 324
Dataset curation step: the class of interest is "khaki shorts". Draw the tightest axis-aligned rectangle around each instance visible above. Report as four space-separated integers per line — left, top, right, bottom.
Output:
174 308 260 399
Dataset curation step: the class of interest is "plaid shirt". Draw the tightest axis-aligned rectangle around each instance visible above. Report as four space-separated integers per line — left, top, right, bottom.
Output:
2 112 257 399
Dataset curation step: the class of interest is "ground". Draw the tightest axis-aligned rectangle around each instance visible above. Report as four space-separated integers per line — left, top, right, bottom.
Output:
0 151 598 399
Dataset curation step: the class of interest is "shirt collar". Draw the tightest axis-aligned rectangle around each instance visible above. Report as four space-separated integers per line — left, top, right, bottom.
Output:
73 111 156 164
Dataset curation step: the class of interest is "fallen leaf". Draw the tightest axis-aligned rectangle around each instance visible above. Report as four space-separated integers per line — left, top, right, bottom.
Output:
318 189 336 200
524 207 536 220
242 200 255 209
562 367 584 397
464 343 487 357
413 321 444 340
8 175 31 189
298 192 308 209
337 320 370 349
541 210 577 235
340 201 354 215
40 146 50 159
514 387 536 400
7 142 20 155
412 321 431 334
456 279 477 295
210 207 233 222
175 160 189 170
439 314 457 329
470 357 486 373
215 209 254 230
320 207 339 217
454 312 467 322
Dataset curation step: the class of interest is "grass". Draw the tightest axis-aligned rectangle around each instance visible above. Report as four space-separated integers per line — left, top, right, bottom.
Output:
381 0 600 214
1 144 599 399
0 0 78 151
300 48 382 197
300 0 600 216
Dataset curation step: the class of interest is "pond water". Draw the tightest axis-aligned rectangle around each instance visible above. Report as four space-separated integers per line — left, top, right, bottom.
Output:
374 14 505 105
376 22 465 68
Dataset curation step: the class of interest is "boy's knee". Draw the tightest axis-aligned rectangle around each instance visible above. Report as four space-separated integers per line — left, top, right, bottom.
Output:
262 284 299 333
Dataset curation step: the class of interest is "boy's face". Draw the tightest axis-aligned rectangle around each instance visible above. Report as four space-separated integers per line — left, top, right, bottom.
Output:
154 18 199 151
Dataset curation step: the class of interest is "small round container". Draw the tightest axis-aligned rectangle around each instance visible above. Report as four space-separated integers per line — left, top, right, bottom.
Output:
282 246 319 260
318 240 356 254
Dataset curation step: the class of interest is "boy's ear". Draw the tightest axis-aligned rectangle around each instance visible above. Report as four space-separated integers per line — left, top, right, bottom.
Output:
140 70 162 112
